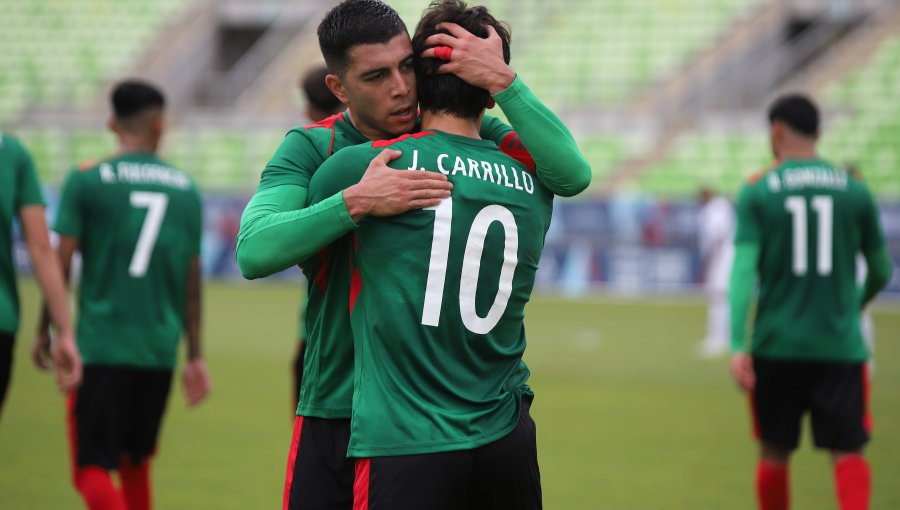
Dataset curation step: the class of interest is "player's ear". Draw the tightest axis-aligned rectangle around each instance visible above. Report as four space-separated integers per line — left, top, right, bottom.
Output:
325 74 349 105
107 117 117 135
485 97 496 109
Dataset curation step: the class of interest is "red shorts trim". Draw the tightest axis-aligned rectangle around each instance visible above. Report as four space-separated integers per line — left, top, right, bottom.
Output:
862 364 873 433
748 392 761 440
353 458 371 510
282 416 305 510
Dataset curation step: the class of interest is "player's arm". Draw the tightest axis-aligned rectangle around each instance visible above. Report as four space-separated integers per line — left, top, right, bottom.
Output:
237 132 451 279
728 185 760 392
182 256 210 407
21 158 81 391
858 188 893 308
306 147 384 209
423 23 592 197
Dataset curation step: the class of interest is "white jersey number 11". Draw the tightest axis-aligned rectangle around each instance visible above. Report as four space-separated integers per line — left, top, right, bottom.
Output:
785 195 833 276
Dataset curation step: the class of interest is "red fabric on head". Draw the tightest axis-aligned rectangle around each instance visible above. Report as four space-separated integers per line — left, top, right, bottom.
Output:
434 46 453 61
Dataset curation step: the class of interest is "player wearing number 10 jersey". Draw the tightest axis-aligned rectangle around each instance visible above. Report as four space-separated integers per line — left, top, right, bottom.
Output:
49 80 210 510
306 2 563 508
729 94 892 510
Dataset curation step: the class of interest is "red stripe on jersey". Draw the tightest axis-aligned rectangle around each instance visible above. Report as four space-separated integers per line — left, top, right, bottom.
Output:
282 416 305 510
315 246 333 293
349 267 362 314
304 112 346 157
498 132 536 173
862 364 873 433
748 393 761 440
371 131 436 149
353 458 371 510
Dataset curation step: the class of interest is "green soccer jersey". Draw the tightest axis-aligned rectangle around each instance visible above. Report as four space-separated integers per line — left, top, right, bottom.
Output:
54 153 202 368
734 158 887 362
0 134 45 335
261 112 531 419
307 130 553 457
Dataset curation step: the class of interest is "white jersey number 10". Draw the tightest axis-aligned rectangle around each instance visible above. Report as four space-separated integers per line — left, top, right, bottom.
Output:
422 199 519 334
129 191 169 278
785 195 833 276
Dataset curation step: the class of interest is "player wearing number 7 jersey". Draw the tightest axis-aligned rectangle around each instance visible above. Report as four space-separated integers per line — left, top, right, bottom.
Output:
45 80 210 510
729 94 892 510
306 2 564 508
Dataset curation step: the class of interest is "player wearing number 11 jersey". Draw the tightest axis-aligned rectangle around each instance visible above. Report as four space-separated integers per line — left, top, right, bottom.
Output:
729 94 892 510
306 2 563 508
49 80 210 510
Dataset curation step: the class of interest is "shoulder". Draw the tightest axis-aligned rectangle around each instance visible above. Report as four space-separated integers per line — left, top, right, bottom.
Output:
745 160 779 186
371 131 437 149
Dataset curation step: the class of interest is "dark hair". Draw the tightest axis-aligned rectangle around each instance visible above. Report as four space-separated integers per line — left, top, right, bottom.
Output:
317 0 408 76
111 79 165 120
768 93 819 137
301 65 342 114
412 0 511 119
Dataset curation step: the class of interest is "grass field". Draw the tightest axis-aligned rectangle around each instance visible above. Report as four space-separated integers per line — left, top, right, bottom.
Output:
1 280 898 509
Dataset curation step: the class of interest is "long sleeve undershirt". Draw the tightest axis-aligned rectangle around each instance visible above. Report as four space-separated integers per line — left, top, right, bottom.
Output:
236 76 591 279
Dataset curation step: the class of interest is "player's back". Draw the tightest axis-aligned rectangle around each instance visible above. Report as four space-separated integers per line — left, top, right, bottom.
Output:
743 158 880 361
343 131 553 456
55 153 202 368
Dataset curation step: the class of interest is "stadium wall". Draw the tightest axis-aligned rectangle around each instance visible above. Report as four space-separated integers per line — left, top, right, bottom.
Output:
13 192 900 296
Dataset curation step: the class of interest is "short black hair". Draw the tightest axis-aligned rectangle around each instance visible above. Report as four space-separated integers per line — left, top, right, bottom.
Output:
301 65 342 114
111 79 165 120
317 0 408 76
412 0 511 120
768 93 819 137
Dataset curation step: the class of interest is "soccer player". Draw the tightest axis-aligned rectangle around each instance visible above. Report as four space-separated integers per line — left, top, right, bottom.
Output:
291 64 346 411
237 1 590 508
0 134 80 421
39 80 211 510
304 2 560 507
696 186 735 358
729 94 893 510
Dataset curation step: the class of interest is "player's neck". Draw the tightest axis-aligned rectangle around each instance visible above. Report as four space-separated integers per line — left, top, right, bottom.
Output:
117 135 158 155
420 111 480 139
777 140 817 161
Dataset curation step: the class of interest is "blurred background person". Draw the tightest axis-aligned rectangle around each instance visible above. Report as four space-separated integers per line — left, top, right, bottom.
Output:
1 133 80 422
696 186 735 358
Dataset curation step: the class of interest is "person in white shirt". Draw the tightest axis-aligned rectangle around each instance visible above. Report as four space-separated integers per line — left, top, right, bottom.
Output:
697 187 735 358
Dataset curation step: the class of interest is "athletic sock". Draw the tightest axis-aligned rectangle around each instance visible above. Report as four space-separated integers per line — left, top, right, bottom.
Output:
756 460 789 510
75 466 127 510
120 458 151 510
835 455 870 510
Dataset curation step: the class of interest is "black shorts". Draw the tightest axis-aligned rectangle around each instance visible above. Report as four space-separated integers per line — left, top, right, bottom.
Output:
0 332 13 416
354 401 541 510
68 365 173 469
283 415 354 510
751 357 871 452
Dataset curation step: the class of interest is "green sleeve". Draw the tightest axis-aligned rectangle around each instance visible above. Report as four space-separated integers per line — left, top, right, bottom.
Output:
54 169 84 238
306 147 370 206
733 184 761 244
14 139 44 209
236 186 356 279
486 76 592 197
861 245 893 308
236 129 355 279
729 242 759 353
